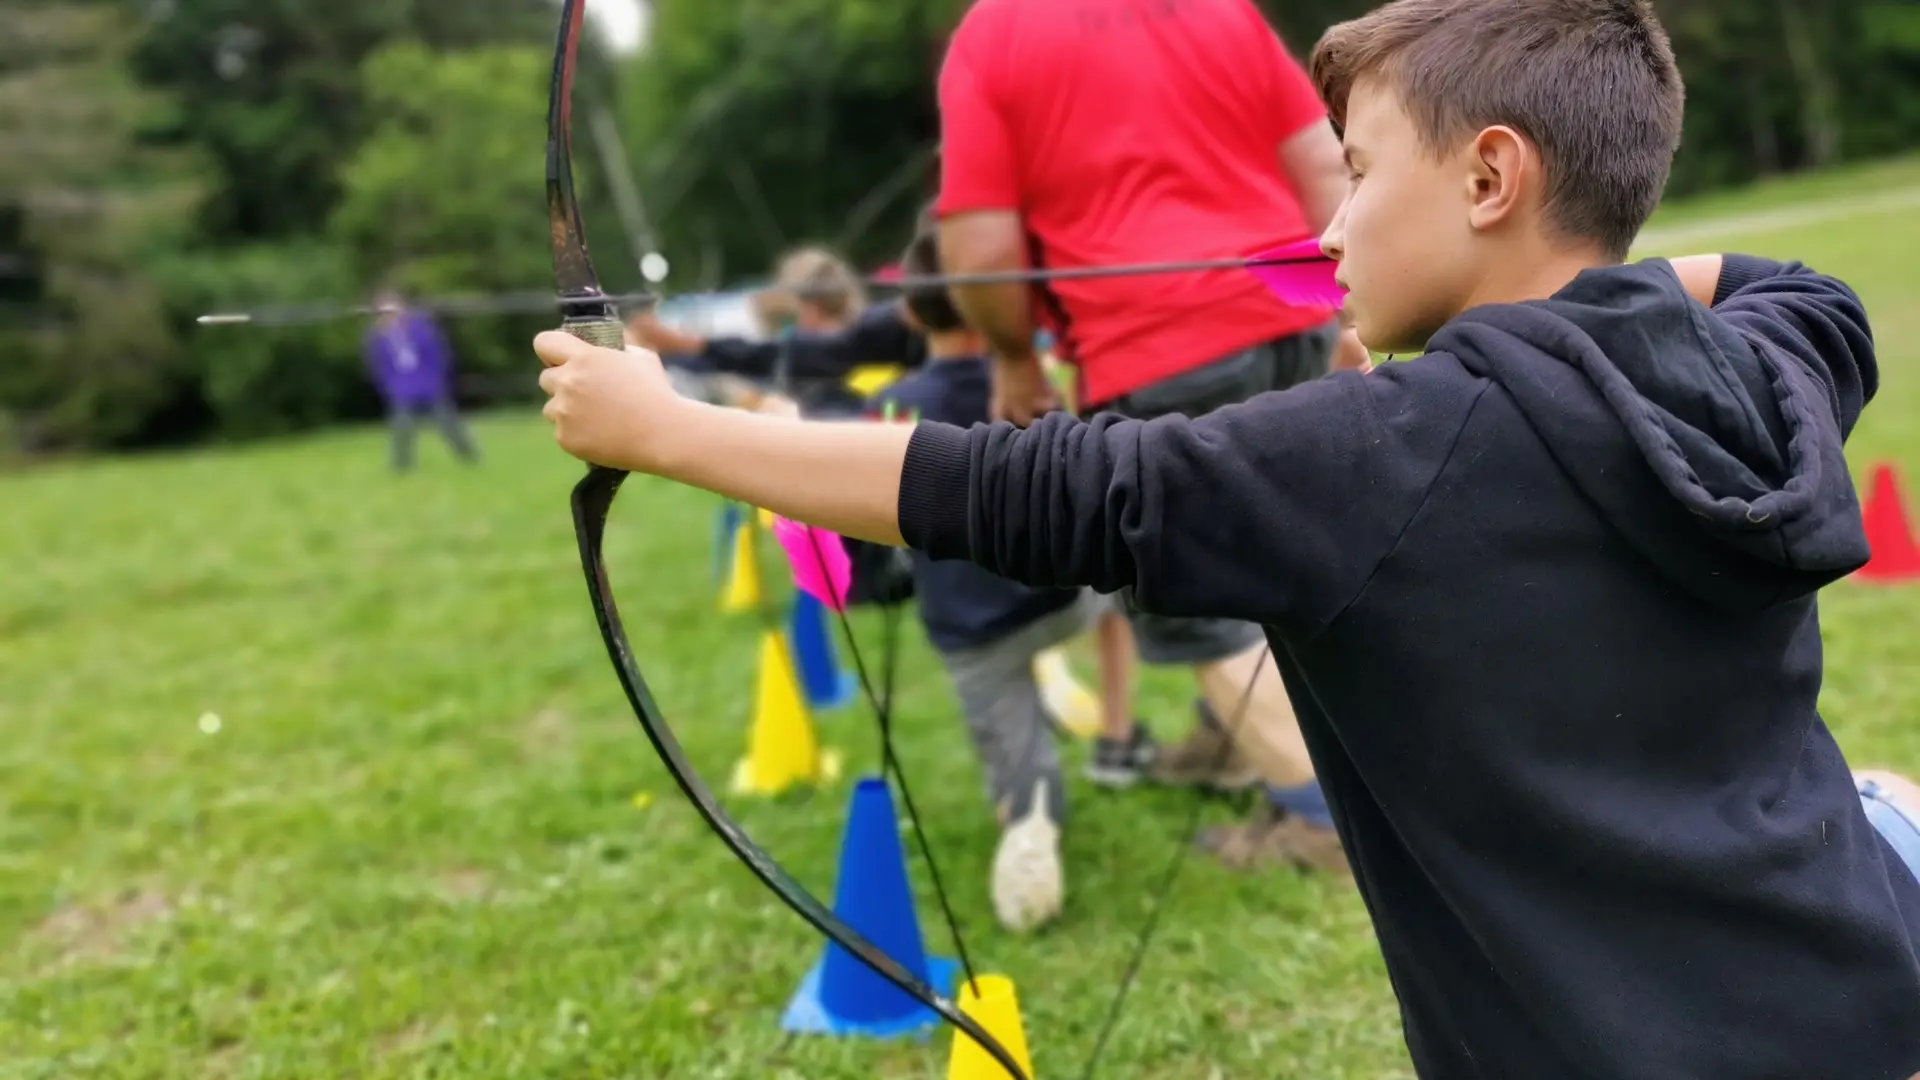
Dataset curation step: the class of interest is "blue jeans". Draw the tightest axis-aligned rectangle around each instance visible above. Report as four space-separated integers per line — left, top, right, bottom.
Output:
1860 779 1920 884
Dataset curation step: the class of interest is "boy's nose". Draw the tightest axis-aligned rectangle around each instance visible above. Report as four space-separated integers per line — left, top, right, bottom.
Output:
1318 228 1343 263
1318 199 1349 262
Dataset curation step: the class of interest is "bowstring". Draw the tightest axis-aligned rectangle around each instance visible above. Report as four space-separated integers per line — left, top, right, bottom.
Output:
1031 352 1283 1077
1075 642 1271 1078
773 360 982 992
801 527 984 993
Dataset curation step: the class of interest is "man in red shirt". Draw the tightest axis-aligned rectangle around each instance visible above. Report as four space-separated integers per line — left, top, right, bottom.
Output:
935 0 1364 870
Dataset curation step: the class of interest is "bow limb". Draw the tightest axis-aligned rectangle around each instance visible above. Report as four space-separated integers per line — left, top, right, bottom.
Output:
544 3 1026 1077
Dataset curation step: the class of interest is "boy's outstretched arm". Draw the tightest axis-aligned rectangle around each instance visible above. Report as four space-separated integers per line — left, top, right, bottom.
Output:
537 331 1476 632
540 330 914 544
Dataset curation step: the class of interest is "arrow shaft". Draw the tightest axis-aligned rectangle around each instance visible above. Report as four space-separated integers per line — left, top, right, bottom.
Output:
196 253 1326 326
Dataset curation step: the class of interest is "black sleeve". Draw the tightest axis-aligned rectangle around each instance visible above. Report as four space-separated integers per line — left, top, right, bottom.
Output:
1711 255 1877 440
845 302 921 368
896 360 1485 637
701 324 895 382
699 337 782 378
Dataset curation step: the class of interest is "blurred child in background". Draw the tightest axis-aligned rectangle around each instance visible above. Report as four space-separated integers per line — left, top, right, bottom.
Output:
857 212 1144 932
363 286 479 473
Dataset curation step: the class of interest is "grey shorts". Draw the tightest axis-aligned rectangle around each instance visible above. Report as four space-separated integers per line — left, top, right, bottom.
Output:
1098 321 1339 665
935 589 1110 824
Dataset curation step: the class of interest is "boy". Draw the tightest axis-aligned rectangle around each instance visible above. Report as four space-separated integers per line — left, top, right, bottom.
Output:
536 0 1920 1075
362 286 479 472
843 215 1114 934
626 245 925 417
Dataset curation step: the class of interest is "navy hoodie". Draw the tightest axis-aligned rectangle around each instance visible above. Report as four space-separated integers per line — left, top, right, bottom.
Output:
874 356 1081 652
691 302 926 416
898 256 1920 1079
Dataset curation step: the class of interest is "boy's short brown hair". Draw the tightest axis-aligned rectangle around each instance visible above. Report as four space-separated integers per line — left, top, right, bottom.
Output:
760 246 866 328
900 206 966 334
1310 0 1684 260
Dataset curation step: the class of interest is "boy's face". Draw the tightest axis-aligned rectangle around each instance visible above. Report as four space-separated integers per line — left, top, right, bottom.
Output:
795 301 839 332
1321 81 1479 355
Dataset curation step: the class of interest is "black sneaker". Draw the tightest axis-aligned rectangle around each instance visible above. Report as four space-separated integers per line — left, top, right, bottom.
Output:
1084 724 1160 788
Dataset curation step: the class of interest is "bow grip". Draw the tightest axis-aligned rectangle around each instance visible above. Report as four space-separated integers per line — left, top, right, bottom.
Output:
560 313 626 351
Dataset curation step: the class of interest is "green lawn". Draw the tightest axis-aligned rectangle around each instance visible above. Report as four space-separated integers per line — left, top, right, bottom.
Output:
7 159 1920 1079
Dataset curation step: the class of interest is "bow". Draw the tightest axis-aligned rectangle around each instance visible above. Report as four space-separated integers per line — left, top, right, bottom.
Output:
542 3 1029 1077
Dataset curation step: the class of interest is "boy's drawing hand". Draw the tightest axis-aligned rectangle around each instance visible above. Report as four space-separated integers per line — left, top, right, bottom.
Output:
536 331 677 472
1333 327 1374 373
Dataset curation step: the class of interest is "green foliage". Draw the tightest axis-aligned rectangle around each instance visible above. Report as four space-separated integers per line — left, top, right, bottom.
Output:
0 1 207 450
330 43 550 289
151 241 373 439
621 0 961 281
328 43 557 387
131 0 555 241
3 0 1920 455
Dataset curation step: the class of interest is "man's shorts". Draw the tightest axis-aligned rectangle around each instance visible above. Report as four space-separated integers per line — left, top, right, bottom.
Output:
1097 320 1340 665
1860 777 1920 885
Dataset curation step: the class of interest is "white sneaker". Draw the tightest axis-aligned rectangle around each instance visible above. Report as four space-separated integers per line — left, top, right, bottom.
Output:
991 779 1064 933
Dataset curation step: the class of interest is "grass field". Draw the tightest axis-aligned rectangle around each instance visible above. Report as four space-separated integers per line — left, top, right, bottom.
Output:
7 158 1920 1079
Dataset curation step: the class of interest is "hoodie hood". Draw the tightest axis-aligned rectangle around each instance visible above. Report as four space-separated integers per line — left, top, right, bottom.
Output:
1430 259 1869 612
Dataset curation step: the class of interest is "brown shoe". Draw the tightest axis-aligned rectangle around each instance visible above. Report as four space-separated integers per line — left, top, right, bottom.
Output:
1145 700 1262 791
1196 801 1351 876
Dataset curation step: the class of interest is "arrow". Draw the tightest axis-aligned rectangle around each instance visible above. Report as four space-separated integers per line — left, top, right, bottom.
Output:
195 250 1334 327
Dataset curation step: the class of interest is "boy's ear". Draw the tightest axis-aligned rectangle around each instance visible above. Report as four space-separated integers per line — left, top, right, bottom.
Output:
1463 124 1536 233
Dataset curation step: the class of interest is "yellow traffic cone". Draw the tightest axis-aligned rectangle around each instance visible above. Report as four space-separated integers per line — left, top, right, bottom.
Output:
730 629 841 796
947 974 1037 1080
1034 648 1100 740
718 515 762 614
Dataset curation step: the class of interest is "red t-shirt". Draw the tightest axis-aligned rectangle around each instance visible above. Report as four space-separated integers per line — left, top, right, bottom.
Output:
936 0 1334 406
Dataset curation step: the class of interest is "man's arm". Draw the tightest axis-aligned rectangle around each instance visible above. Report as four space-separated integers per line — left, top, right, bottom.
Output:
933 16 1060 418
1277 119 1348 236
938 211 1038 364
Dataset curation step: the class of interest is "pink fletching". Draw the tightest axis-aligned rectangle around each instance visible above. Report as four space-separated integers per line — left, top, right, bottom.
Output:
772 516 853 612
1245 240 1347 309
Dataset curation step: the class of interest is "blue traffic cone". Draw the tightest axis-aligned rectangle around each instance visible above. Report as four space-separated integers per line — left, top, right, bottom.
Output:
787 589 857 710
781 776 958 1037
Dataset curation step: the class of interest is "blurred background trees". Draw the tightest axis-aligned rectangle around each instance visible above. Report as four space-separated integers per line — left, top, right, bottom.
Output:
2 0 1915 453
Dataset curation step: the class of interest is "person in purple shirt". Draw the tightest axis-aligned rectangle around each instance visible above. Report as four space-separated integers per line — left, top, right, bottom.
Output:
363 288 480 472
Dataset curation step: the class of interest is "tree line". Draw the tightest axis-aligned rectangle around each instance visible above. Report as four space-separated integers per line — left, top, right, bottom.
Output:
1 0 1913 454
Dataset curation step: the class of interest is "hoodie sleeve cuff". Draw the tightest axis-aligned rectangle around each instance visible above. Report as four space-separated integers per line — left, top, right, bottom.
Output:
897 422 974 560
1712 254 1779 306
